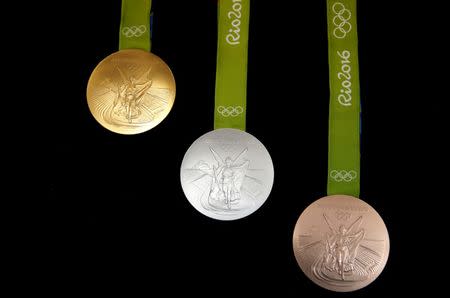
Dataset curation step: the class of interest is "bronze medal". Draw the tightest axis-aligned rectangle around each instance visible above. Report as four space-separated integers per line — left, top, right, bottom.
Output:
293 195 389 292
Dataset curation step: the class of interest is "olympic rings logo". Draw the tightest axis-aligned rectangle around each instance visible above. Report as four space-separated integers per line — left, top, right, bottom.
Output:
335 210 351 220
122 25 147 38
217 106 244 117
332 2 352 39
330 170 357 182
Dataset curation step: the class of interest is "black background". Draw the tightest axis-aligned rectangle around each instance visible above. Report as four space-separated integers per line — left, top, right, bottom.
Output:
39 0 442 296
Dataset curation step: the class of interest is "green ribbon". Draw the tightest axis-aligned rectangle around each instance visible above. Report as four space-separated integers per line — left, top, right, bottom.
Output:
326 0 361 197
214 0 250 131
119 0 151 51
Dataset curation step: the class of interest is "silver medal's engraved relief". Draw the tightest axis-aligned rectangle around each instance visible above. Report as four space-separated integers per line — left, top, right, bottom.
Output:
192 147 256 210
293 195 389 292
180 128 274 220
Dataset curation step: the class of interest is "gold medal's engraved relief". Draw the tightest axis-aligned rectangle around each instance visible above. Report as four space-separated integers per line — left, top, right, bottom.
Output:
87 49 175 134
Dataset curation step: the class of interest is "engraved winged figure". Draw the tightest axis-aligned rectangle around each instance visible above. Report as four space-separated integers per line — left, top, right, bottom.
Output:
322 214 365 280
186 147 263 211
208 147 249 209
93 66 171 126
298 214 384 282
113 67 153 123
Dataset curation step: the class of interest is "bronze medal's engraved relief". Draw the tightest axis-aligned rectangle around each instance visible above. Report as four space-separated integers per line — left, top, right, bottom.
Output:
87 49 175 134
293 195 389 292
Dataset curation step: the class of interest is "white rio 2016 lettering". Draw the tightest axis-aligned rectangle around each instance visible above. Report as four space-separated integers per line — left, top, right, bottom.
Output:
337 50 352 106
226 0 242 45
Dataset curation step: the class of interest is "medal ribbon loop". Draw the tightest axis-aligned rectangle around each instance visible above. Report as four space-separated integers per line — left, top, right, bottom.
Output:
119 0 152 51
214 0 250 131
326 0 361 197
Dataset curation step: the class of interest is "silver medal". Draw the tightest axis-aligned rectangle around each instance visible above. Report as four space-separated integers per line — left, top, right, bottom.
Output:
293 195 389 292
180 128 274 220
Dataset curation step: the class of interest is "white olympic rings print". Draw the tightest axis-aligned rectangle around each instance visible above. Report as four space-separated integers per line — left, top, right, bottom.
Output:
122 25 147 38
330 170 357 182
332 2 352 39
217 106 244 117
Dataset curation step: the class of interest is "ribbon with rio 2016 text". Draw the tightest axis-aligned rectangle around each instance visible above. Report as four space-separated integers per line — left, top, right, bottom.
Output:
214 0 250 131
326 0 361 197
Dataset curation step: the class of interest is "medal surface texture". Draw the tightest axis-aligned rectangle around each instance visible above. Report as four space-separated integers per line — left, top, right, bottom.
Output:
180 128 274 220
293 195 389 292
87 49 175 134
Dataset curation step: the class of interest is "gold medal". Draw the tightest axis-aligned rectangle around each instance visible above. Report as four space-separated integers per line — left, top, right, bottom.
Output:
87 49 175 134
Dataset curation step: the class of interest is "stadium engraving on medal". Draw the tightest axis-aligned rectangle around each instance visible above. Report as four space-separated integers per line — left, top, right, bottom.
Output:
180 128 274 220
293 195 389 292
87 49 175 134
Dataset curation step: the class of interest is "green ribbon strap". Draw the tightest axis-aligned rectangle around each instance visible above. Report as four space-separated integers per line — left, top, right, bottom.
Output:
119 0 151 51
326 0 361 197
214 0 250 131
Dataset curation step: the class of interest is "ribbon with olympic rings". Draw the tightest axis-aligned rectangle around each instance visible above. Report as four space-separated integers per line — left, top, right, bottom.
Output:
119 0 152 51
214 0 249 131
326 0 361 197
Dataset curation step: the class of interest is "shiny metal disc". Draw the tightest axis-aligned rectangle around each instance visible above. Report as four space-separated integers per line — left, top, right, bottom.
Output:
180 128 274 220
87 49 175 134
293 195 389 292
